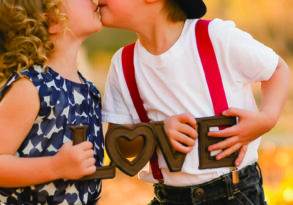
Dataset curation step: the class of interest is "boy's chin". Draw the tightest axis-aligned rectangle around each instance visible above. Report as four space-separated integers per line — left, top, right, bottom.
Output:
101 19 120 28
100 18 110 27
100 15 116 27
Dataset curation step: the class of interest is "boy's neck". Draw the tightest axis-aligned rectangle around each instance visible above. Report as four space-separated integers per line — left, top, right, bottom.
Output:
137 17 185 55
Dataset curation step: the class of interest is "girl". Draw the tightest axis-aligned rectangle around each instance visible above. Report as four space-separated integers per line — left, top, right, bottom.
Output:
0 0 104 204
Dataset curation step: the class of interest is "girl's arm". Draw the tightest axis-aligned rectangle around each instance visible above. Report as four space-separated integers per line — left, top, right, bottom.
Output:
0 78 40 155
0 141 95 187
0 155 58 187
0 78 96 187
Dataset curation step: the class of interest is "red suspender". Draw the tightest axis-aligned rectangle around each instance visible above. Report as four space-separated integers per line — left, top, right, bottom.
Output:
121 19 229 182
122 44 164 181
121 44 150 122
196 20 229 115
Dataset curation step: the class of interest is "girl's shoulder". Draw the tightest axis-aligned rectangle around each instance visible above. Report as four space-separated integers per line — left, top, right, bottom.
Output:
0 72 40 123
0 65 44 101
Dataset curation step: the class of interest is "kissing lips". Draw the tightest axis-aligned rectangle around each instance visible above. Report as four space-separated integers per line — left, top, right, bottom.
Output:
95 6 99 12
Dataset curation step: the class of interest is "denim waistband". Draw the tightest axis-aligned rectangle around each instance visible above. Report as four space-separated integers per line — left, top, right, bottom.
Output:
154 163 262 204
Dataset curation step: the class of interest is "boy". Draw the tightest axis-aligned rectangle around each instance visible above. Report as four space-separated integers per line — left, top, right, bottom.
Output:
100 0 290 204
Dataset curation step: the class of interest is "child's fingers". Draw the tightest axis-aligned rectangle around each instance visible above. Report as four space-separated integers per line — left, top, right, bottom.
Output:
208 126 238 138
216 143 242 160
177 114 197 128
208 136 239 151
173 131 195 147
223 107 246 117
178 124 198 139
77 141 93 150
170 139 193 154
85 166 97 175
83 149 95 159
84 158 96 168
235 145 248 166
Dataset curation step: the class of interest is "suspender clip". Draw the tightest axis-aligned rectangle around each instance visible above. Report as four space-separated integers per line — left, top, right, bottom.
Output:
231 167 240 185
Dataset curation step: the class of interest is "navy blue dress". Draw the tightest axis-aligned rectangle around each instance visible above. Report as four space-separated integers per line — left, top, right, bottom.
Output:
0 65 104 204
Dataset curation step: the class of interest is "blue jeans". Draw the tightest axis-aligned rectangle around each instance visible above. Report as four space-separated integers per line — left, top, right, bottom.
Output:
149 163 267 205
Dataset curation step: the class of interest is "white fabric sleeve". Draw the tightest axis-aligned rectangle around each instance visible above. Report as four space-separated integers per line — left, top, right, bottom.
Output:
102 50 134 124
210 19 279 84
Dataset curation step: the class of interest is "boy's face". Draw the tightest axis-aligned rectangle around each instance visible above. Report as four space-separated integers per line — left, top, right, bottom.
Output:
98 0 144 28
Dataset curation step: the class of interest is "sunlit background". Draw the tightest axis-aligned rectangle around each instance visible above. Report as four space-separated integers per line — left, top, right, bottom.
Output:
77 0 293 204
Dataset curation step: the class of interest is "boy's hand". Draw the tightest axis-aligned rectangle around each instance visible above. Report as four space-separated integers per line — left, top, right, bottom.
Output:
208 108 275 166
164 113 197 154
53 141 96 180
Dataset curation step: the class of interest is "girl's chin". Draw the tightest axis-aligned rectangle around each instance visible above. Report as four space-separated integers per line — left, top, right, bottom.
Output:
88 27 103 35
77 27 103 38
90 21 103 33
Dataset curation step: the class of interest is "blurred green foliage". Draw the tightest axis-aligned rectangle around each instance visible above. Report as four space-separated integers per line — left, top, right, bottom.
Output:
83 28 135 60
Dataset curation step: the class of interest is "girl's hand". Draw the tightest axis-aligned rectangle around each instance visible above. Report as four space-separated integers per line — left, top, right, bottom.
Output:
164 113 197 154
208 108 276 165
52 141 96 180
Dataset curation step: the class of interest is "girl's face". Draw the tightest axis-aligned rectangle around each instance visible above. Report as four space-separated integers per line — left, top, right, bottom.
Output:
62 0 102 38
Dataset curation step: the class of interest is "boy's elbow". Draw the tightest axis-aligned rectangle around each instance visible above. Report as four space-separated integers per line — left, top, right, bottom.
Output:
277 57 291 76
269 57 292 85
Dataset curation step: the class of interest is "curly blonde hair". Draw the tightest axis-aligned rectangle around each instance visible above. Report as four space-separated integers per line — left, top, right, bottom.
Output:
0 0 64 82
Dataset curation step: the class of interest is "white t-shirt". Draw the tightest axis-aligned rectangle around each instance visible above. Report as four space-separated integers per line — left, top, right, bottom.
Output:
102 19 279 186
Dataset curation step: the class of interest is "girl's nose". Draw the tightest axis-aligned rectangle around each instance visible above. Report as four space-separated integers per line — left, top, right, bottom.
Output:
92 0 99 5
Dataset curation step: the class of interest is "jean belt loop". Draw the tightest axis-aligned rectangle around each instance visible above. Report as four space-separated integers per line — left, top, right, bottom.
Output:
155 183 168 203
255 162 263 185
223 174 234 200
190 186 197 204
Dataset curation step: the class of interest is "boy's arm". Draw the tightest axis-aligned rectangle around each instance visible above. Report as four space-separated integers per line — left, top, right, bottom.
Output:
208 57 290 161
259 57 290 125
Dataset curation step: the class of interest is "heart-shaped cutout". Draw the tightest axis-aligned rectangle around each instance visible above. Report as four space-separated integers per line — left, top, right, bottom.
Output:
105 124 157 176
116 135 144 160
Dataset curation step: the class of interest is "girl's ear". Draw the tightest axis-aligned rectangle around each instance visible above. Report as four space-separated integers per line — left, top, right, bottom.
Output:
45 12 64 35
48 22 62 35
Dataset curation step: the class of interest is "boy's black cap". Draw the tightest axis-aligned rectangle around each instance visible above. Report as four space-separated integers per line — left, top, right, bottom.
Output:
0 32 5 52
174 0 207 19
